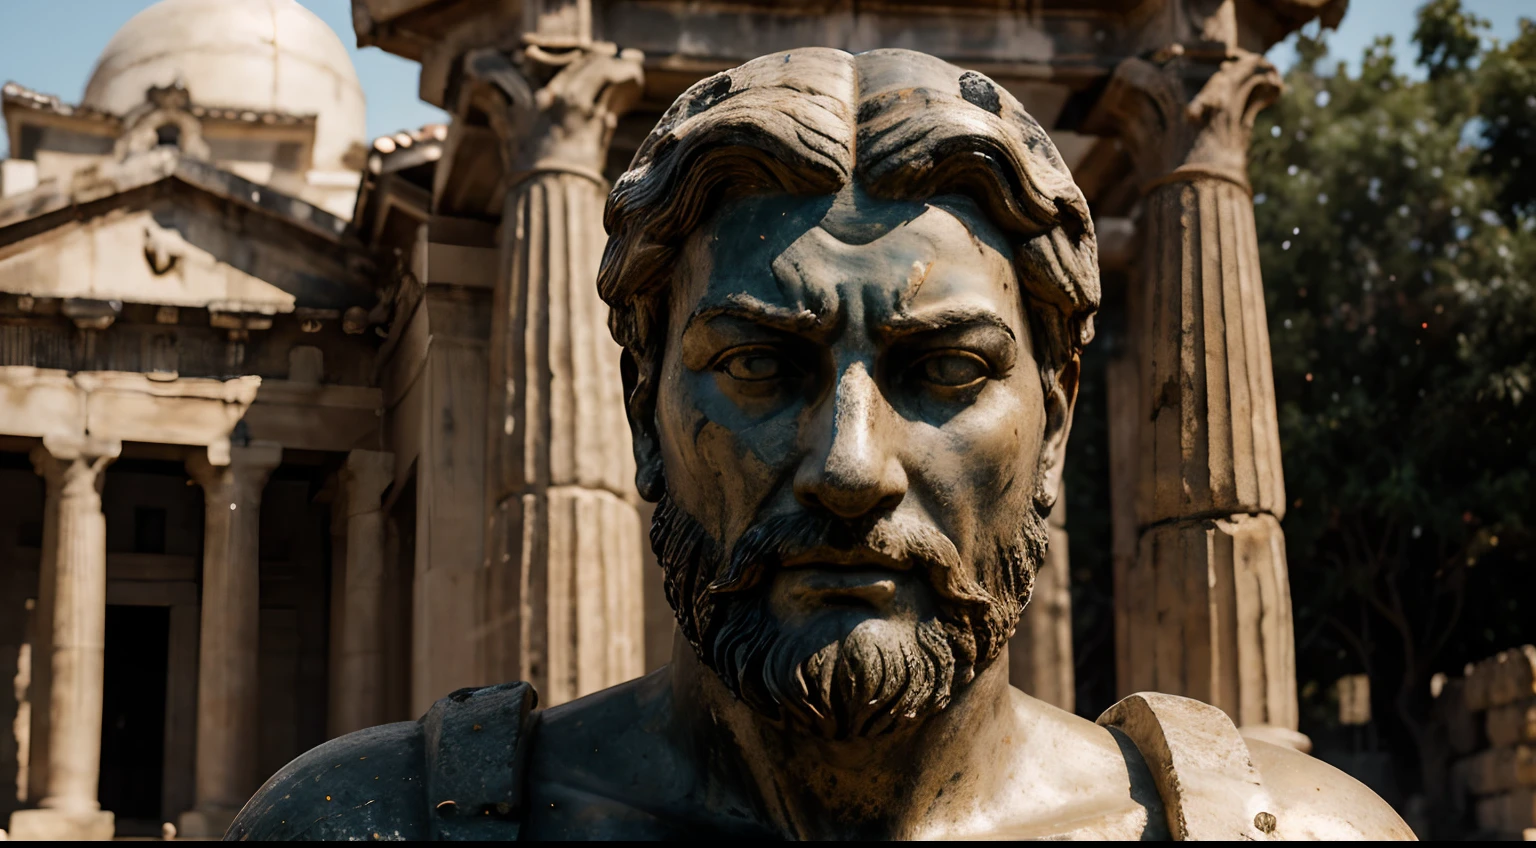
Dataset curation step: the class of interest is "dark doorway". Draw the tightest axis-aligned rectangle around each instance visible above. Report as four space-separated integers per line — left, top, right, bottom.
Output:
98 605 169 835
133 507 167 554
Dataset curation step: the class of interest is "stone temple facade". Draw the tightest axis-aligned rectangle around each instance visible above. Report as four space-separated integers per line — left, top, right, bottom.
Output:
0 0 1343 839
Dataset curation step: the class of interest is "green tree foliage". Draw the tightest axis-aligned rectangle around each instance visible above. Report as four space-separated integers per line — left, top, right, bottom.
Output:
1247 0 1536 805
1477 18 1536 215
1414 0 1485 79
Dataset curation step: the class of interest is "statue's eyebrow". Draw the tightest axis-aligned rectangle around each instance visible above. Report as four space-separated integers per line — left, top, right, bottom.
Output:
876 306 1016 343
685 294 825 336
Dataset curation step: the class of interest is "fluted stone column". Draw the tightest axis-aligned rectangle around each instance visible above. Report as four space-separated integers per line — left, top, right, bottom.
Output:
333 450 394 735
1091 50 1298 732
9 437 118 841
1009 481 1074 712
179 443 282 839
469 43 647 705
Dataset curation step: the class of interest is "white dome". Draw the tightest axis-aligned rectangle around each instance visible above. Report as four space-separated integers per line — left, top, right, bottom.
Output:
81 0 366 174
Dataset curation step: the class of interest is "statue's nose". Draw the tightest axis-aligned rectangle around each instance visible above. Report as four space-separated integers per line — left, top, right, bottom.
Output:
794 361 908 519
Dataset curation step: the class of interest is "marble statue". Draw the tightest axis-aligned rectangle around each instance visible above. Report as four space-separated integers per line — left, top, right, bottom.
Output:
225 48 1414 841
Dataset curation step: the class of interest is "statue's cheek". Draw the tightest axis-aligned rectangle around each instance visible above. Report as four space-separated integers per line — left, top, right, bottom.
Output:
661 375 790 517
936 390 1042 503
688 419 783 533
695 412 795 484
680 374 801 469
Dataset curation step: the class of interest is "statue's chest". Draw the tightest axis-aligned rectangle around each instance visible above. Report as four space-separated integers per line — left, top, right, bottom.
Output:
977 804 1163 841
521 789 1163 842
520 783 773 841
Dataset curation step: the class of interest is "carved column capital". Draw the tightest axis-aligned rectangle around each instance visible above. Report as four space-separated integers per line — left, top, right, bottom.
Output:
30 445 65 489
1089 49 1281 193
186 442 283 506
462 40 644 187
35 437 121 499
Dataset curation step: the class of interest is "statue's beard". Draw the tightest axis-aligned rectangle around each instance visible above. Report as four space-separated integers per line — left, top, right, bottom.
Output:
650 493 1050 739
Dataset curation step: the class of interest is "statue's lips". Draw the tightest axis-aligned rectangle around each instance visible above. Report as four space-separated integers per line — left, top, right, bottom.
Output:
777 567 901 606
775 548 910 606
778 547 911 572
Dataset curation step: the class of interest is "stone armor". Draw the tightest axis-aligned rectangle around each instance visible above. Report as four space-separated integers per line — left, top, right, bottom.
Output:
226 683 1389 841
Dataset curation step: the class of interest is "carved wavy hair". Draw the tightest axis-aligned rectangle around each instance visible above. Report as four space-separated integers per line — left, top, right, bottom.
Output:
598 47 1101 427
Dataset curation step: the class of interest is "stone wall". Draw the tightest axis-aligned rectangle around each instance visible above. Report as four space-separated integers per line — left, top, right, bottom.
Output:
1436 645 1536 840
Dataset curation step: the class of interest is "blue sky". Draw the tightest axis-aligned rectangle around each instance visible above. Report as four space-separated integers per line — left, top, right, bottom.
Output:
0 0 1528 160
1269 0 1529 76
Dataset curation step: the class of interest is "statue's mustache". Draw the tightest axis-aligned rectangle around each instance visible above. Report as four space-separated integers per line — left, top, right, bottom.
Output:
651 490 1042 734
706 509 993 613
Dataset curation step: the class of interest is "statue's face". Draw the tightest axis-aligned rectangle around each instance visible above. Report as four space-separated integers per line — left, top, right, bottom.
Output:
646 186 1060 737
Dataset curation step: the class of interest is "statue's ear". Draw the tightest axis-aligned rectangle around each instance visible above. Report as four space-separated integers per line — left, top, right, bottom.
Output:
1035 353 1079 512
621 348 665 502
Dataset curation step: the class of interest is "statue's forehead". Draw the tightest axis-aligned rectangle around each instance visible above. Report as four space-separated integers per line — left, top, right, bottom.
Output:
685 189 1017 316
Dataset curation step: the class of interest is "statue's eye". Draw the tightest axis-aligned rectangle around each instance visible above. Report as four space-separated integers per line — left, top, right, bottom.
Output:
918 352 989 388
719 349 784 382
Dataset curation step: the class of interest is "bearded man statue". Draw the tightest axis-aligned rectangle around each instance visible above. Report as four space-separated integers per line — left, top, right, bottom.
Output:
227 48 1414 841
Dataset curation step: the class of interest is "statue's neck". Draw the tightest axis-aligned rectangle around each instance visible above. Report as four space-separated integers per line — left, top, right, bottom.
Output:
666 635 1018 840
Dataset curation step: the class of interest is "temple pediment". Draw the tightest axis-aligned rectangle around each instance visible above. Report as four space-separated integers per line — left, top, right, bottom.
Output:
0 150 374 315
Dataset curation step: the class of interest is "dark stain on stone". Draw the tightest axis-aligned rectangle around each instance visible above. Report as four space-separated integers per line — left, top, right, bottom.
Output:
688 74 735 117
959 71 1001 115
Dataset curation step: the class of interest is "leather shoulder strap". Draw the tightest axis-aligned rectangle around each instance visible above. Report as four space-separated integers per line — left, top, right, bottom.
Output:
421 681 539 840
1098 692 1279 841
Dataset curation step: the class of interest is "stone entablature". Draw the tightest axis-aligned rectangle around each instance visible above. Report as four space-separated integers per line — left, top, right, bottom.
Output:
0 305 367 383
0 369 382 457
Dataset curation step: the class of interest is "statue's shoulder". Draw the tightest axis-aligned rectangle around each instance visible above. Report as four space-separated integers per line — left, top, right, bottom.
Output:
1244 737 1417 840
521 670 702 840
224 718 429 841
226 681 538 842
1099 692 1415 842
